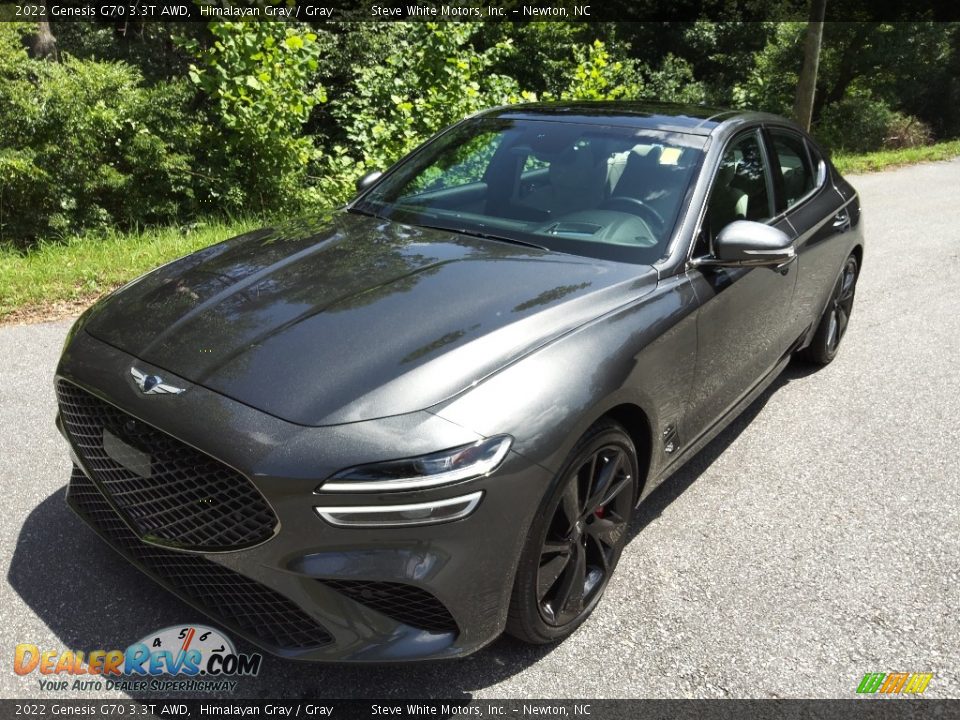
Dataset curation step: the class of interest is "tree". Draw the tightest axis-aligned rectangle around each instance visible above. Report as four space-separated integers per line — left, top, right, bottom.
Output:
793 0 827 130
26 1 58 61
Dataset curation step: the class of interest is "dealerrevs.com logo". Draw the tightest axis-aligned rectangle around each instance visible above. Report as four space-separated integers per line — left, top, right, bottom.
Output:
14 624 262 693
857 672 934 695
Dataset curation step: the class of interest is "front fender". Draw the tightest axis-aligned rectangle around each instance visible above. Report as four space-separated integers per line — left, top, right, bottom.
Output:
432 272 700 494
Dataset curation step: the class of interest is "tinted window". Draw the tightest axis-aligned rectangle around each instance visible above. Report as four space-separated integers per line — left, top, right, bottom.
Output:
705 131 772 240
770 130 814 209
407 130 503 194
355 118 706 264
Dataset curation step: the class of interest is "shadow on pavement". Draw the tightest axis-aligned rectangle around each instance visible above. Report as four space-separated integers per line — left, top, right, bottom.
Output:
7 360 813 700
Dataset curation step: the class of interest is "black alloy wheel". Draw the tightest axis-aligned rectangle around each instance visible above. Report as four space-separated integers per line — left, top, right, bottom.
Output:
507 420 639 643
803 254 859 365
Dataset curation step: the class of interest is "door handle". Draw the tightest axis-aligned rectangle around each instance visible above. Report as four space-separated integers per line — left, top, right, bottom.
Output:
832 210 851 230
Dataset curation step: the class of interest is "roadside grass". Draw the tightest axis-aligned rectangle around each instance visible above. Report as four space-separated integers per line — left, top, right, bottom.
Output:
0 218 260 323
3 138 960 324
832 139 960 175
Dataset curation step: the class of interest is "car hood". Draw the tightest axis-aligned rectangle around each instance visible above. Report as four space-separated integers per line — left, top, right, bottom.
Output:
83 212 658 426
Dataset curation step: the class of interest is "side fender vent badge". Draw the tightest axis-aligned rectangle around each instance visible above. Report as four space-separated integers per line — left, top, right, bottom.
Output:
662 425 679 455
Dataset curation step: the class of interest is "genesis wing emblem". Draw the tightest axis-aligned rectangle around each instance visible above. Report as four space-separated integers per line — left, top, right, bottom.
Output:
130 367 186 395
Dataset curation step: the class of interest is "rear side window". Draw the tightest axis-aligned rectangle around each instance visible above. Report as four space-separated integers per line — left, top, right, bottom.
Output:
770 130 814 210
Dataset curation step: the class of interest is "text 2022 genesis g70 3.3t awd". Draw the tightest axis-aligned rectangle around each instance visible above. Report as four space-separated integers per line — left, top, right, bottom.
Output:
56 103 862 662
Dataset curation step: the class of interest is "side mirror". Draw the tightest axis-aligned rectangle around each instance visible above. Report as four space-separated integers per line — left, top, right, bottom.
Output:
355 170 383 194
693 221 795 269
815 159 828 187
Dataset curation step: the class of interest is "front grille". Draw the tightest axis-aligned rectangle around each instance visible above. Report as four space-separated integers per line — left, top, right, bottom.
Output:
68 468 333 651
56 379 277 551
320 579 458 634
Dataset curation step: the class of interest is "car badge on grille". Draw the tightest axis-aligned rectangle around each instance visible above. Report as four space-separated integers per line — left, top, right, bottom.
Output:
130 367 185 395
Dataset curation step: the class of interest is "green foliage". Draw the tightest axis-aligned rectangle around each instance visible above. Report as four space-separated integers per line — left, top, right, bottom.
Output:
0 35 200 246
552 40 644 100
1 19 959 253
545 40 705 105
815 92 895 152
320 23 531 204
681 21 780 107
642 54 707 105
883 113 933 149
731 22 804 114
479 23 589 98
815 91 934 153
183 22 327 213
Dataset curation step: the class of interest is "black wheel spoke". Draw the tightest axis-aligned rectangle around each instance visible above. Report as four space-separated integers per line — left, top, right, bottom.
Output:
588 533 612 573
580 455 599 513
561 480 581 530
541 540 570 555
585 450 623 511
839 269 856 303
827 311 839 350
552 541 586 620
537 552 571 602
598 474 632 509
836 305 849 339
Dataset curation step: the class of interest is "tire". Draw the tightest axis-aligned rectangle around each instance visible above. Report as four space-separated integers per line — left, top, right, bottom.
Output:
506 420 639 644
802 254 859 366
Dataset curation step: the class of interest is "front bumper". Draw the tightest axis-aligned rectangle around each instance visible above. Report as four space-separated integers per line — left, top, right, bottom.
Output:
57 330 553 662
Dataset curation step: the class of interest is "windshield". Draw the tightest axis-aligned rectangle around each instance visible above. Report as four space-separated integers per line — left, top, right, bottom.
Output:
352 117 706 263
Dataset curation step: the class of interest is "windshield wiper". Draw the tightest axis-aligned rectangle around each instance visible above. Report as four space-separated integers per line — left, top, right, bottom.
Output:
349 206 548 251
347 204 383 220
435 226 548 251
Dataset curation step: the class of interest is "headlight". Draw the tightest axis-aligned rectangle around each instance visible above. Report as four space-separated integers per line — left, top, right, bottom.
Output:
315 491 483 528
317 435 512 493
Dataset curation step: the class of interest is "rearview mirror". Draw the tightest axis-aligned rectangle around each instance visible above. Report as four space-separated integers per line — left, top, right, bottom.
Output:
693 221 795 269
355 170 383 194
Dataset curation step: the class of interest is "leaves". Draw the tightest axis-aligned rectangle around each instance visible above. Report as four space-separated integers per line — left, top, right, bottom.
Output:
1 19 958 248
186 22 327 212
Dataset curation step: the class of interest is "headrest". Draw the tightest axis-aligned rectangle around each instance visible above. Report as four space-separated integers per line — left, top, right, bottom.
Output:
629 145 662 167
611 145 663 198
548 145 606 190
716 161 736 185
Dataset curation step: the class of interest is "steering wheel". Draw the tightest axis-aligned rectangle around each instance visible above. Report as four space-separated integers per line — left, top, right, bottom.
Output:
599 196 665 236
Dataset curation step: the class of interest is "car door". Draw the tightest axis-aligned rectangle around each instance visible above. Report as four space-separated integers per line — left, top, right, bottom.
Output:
684 129 799 441
764 127 853 339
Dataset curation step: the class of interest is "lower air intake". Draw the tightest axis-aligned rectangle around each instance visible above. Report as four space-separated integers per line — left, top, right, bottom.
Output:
319 579 458 634
67 467 333 652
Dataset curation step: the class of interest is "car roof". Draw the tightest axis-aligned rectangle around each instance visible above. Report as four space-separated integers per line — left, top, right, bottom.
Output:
478 102 790 137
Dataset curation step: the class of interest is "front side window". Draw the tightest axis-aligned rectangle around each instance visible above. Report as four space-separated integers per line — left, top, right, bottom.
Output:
770 130 815 210
353 118 706 264
705 131 773 242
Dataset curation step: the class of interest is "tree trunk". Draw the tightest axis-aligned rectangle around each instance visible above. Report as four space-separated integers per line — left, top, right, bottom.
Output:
27 1 58 61
793 0 827 131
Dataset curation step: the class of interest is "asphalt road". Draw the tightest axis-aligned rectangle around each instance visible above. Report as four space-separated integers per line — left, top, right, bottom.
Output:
2 159 959 701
